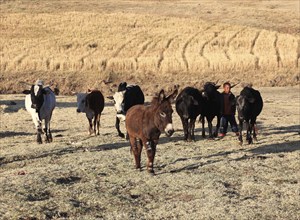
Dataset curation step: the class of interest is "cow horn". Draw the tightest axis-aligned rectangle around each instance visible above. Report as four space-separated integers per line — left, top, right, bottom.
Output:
215 79 219 85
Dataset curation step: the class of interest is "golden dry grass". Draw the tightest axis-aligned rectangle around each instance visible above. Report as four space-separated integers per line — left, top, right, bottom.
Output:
0 87 299 219
0 0 299 94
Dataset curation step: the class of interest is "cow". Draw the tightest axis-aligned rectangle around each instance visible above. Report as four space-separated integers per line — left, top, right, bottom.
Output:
76 89 105 135
200 82 222 138
236 86 263 144
22 80 56 144
126 89 178 174
176 87 204 141
107 82 145 138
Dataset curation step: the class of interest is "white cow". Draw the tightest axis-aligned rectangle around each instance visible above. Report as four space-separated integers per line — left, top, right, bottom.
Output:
23 80 56 144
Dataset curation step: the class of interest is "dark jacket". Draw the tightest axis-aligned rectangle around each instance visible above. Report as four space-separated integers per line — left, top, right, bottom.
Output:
220 92 236 115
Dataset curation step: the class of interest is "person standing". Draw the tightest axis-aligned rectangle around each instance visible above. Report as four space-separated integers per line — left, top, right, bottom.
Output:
219 82 239 137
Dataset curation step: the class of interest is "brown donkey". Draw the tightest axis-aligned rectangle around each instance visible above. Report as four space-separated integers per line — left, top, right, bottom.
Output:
126 89 178 174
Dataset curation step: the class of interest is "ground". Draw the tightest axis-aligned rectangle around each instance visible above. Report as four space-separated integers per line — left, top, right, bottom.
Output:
0 87 299 219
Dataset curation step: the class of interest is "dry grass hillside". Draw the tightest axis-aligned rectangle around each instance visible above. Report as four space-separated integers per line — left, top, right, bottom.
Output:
0 0 299 94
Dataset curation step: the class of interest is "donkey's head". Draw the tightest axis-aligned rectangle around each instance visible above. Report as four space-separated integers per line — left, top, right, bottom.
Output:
153 89 178 137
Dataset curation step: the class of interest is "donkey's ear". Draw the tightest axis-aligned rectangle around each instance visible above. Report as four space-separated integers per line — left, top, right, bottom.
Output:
167 89 178 103
158 89 165 102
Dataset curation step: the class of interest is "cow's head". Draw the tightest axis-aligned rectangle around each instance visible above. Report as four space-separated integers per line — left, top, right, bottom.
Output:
236 95 255 120
23 83 47 113
107 91 126 120
76 93 88 113
202 82 220 99
153 89 178 137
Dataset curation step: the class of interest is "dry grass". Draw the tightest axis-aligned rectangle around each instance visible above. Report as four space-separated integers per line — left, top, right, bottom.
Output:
0 87 299 219
0 0 299 94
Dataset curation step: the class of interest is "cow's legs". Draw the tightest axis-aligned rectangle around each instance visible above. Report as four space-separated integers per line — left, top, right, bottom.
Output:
252 119 257 142
188 118 196 141
96 114 101 135
245 121 252 144
129 136 141 170
213 115 220 137
207 117 213 138
191 118 196 141
31 114 42 144
115 117 125 138
201 116 206 138
238 119 243 145
180 116 188 140
88 118 93 135
144 140 157 174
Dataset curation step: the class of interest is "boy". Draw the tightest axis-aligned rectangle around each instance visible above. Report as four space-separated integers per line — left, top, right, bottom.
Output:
219 82 238 137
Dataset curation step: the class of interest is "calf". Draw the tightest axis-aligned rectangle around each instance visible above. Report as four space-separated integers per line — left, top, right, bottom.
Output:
23 80 56 144
77 89 105 135
108 82 144 138
236 86 263 144
200 82 222 138
176 87 204 141
126 89 178 174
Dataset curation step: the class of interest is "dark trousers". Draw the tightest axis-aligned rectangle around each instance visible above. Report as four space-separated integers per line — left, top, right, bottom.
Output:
220 115 238 134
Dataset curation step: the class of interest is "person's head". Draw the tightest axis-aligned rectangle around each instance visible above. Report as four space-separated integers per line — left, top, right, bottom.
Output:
223 82 231 94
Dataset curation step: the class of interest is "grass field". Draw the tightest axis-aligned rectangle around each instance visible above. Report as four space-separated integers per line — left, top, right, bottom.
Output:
0 0 299 94
0 87 299 219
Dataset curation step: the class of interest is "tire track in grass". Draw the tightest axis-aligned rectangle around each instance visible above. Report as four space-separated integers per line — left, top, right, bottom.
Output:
103 31 144 71
274 33 283 68
157 35 178 70
182 32 201 71
224 27 247 61
297 39 300 68
135 38 154 70
200 27 225 68
250 31 261 69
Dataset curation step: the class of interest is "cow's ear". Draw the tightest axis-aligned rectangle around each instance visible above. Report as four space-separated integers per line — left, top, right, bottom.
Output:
22 90 31 94
107 96 114 100
158 89 165 103
215 85 221 89
167 89 178 103
87 89 92 93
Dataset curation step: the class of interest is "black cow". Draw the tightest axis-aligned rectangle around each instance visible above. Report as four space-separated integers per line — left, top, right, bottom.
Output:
200 82 222 138
236 86 263 144
108 82 145 138
176 87 204 141
76 90 105 135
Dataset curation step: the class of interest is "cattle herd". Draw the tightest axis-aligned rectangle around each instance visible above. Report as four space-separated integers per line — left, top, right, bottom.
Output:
22 80 263 174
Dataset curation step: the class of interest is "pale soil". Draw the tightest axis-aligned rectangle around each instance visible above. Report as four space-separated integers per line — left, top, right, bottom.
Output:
0 87 299 219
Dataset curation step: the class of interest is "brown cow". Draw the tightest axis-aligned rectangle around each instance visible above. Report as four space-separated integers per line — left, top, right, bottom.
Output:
76 89 104 135
126 89 178 174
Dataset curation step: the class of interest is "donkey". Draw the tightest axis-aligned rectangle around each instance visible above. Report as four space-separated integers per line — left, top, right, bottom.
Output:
126 89 178 174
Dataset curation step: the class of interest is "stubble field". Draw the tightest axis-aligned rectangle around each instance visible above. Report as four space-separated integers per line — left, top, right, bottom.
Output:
0 0 299 95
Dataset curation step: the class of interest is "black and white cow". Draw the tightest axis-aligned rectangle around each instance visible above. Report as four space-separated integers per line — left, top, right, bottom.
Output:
23 80 56 144
76 89 105 135
236 86 263 144
176 87 204 141
108 82 145 138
